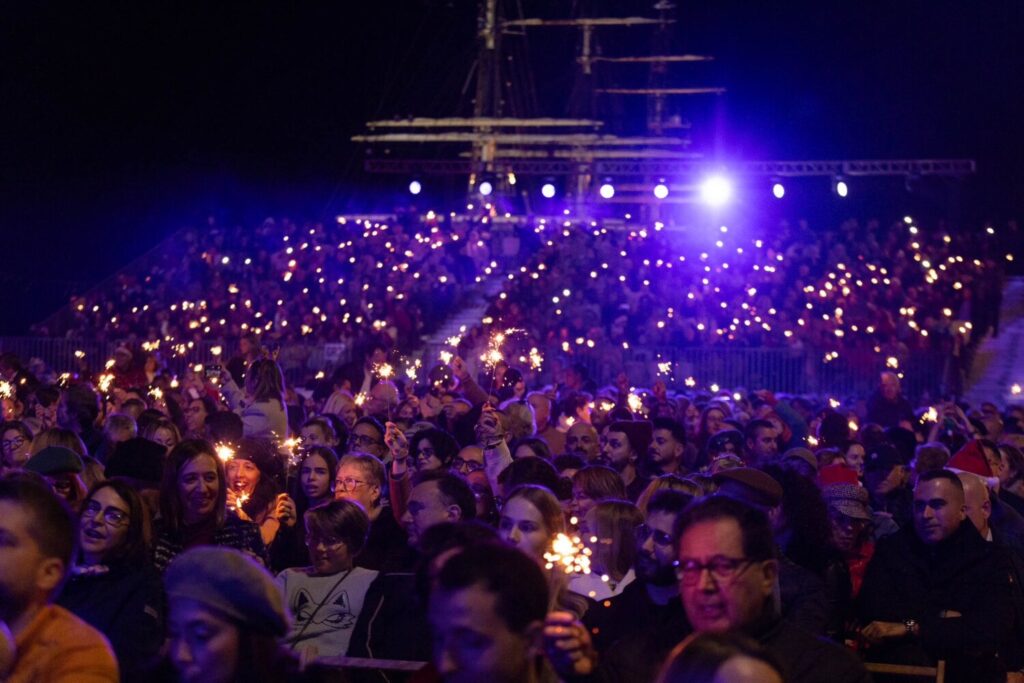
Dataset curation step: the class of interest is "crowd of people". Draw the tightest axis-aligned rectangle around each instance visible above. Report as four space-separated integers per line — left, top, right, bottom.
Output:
31 212 1017 396
34 210 515 357
1 323 1023 682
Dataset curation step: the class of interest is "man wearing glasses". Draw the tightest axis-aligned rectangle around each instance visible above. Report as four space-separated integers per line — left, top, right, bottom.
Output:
546 496 868 683
347 417 387 460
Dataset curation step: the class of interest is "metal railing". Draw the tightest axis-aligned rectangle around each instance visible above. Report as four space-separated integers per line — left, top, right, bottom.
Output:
2 336 948 400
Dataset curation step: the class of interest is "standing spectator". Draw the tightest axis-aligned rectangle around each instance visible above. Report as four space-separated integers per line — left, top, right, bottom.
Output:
866 372 915 429
219 359 289 439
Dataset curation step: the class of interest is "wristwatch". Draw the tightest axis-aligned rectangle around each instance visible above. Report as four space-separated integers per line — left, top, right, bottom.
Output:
904 619 919 636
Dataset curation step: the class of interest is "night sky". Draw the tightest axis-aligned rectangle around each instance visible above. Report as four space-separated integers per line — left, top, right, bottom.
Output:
1 1 1021 333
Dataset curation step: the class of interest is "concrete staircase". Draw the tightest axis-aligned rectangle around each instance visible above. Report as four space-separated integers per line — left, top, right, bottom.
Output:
964 277 1024 405
416 275 507 369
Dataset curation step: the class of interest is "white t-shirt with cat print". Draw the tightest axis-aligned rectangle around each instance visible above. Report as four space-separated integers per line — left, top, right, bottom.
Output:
277 566 379 658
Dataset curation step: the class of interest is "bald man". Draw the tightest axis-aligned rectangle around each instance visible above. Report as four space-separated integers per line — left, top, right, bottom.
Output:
958 472 993 540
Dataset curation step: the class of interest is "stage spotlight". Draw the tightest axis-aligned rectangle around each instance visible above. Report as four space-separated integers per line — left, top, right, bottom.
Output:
541 182 557 199
599 182 615 199
700 175 732 206
478 180 494 196
834 178 849 198
772 182 785 199
408 180 422 195
653 181 669 200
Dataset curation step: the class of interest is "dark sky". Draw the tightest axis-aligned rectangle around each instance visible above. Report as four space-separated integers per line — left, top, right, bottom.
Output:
1 1 1021 333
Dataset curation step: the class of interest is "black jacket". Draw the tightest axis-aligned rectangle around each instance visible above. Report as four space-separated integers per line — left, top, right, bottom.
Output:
858 520 1015 682
56 561 164 682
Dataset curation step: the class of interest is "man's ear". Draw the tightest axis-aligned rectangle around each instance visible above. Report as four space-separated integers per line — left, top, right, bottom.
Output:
35 557 65 596
446 504 463 522
759 558 779 598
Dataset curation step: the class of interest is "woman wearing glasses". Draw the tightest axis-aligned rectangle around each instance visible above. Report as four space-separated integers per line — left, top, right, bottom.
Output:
57 480 164 682
277 499 379 660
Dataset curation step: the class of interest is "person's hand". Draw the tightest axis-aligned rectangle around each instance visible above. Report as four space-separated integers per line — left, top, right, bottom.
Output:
273 493 297 527
652 380 667 401
227 489 252 521
384 421 409 460
860 621 906 643
451 356 469 381
544 612 597 677
476 404 504 447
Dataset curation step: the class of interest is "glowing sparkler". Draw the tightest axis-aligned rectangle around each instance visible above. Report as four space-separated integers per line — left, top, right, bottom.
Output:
354 392 367 407
375 363 394 381
439 350 454 365
807 435 820 447
0 380 11 400
1012 384 1022 396
627 393 643 414
73 350 85 359
921 406 939 423
97 373 115 394
149 387 164 402
544 532 593 575
828 398 841 409
215 443 236 463
886 356 899 370
684 376 697 388
657 361 672 375
528 347 543 371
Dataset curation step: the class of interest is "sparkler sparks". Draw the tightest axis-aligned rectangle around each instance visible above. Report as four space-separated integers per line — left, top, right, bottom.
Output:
375 362 394 381
544 533 593 575
921 406 939 423
97 374 115 394
215 443 236 463
0 381 12 399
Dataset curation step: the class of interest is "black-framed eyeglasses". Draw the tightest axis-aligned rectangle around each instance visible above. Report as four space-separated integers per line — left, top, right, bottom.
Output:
1 436 26 450
451 457 485 474
350 433 380 447
82 499 130 526
674 556 755 585
635 523 673 547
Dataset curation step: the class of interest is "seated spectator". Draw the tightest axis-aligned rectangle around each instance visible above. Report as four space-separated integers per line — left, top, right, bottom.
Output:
569 465 626 519
0 421 34 471
634 473 700 516
164 546 337 682
599 421 652 501
858 469 1015 680
140 416 180 454
335 452 413 572
278 499 378 660
401 469 476 550
299 417 339 450
0 477 118 682
152 439 266 572
23 446 88 509
430 542 556 682
57 480 163 681
225 437 297 549
647 417 689 476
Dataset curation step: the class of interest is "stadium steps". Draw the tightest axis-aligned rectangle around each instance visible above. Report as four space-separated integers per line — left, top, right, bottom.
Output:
964 277 1024 405
417 275 507 368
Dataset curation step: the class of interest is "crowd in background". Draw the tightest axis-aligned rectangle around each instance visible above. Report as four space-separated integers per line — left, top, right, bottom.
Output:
1 323 1024 681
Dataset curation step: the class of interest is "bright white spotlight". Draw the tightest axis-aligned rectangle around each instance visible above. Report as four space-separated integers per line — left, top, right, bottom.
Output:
653 182 669 200
408 180 422 195
700 175 732 206
599 183 615 199
772 182 785 199
478 181 493 196
541 183 556 199
835 179 849 198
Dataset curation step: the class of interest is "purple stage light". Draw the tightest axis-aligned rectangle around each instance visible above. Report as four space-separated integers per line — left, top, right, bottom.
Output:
700 175 732 206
